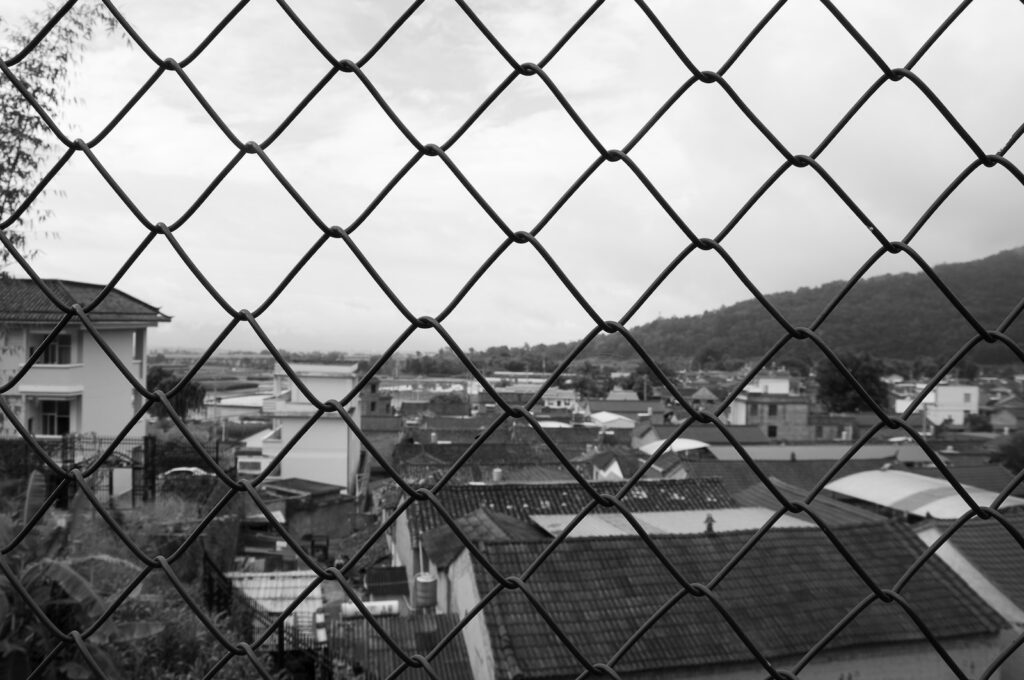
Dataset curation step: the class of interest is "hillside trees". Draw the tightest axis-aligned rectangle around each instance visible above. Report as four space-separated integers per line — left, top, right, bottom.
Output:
815 352 889 413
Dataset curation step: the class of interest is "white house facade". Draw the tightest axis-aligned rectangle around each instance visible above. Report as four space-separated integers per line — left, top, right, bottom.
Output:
259 363 362 492
0 278 170 439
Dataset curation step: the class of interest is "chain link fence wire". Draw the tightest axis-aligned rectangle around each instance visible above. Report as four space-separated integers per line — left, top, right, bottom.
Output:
2 0 1024 678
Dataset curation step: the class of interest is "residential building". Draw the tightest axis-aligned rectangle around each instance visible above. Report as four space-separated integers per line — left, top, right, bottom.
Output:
726 392 813 441
917 514 1024 678
893 382 981 430
0 278 169 438
386 478 737 593
985 395 1024 434
259 363 361 492
448 524 1006 680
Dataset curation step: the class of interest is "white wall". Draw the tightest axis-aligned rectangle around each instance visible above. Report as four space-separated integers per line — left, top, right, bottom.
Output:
448 549 496 680
1 325 146 437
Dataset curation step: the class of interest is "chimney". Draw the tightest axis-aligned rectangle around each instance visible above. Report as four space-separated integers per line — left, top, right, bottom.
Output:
492 467 503 483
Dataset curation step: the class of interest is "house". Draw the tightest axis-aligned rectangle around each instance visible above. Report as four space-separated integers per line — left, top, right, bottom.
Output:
725 392 813 441
258 363 361 492
386 478 737 593
893 382 981 431
449 524 1007 679
0 278 169 439
985 395 1024 434
916 514 1024 678
582 398 667 421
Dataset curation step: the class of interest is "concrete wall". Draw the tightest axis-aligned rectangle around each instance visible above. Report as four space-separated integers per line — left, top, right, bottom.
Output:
448 549 496 680
264 416 355 489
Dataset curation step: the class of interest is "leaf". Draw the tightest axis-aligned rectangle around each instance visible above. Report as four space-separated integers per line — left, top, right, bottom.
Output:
22 558 105 619
22 469 47 525
58 661 93 680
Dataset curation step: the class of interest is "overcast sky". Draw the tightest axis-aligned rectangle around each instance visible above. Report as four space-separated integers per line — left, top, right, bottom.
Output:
3 0 1024 354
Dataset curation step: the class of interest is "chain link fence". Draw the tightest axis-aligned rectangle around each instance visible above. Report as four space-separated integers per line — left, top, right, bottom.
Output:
2 1 1024 679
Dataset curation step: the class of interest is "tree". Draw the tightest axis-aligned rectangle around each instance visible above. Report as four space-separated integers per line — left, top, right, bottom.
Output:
1 2 115 272
147 366 207 419
815 352 889 413
995 430 1024 473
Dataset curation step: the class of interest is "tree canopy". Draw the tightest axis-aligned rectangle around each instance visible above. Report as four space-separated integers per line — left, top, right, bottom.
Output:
146 366 207 419
815 352 889 413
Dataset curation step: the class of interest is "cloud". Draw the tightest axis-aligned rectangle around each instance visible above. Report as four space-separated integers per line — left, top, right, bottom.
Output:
5 0 1023 354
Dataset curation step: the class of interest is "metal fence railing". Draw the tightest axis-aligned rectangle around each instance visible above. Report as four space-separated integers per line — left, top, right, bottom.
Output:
2 1 1024 679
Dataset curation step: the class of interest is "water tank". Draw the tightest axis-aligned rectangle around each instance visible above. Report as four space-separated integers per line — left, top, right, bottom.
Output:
412 572 437 610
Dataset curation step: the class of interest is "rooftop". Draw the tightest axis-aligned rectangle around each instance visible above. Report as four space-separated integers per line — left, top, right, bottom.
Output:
0 278 171 325
475 524 1004 678
405 478 737 537
825 469 1024 519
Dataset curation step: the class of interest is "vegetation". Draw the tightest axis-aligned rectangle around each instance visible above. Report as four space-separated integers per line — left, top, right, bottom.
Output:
995 431 1024 473
815 352 889 413
467 247 1024 371
0 1 117 273
146 366 208 420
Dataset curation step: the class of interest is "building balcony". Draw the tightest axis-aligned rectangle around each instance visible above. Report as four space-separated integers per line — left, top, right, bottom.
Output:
14 363 85 396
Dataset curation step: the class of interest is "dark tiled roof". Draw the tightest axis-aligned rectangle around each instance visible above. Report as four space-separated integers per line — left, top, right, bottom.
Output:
679 459 885 496
400 441 559 464
477 524 1005 678
733 478 888 527
946 513 1024 609
0 278 170 324
264 478 344 497
406 479 737 537
422 507 548 568
337 612 474 680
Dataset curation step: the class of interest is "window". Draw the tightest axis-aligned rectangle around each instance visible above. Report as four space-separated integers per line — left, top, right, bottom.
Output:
29 333 73 364
767 425 778 438
963 392 971 403
40 400 71 435
768 404 778 416
132 329 144 361
748 403 758 417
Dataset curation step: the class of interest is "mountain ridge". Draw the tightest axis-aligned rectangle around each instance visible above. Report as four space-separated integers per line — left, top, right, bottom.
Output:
476 246 1024 370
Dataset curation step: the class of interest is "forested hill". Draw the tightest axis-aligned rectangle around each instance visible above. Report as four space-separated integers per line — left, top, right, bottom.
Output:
482 246 1024 369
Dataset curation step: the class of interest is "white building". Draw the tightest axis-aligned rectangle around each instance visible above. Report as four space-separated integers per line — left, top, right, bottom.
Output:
893 382 980 429
0 278 169 438
259 363 361 492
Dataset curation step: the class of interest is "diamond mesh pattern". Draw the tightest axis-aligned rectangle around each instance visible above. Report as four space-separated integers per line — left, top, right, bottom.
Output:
2 1 1024 679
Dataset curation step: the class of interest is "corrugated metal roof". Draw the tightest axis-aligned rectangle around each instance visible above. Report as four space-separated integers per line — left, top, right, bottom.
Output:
224 570 324 634
825 469 1024 519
